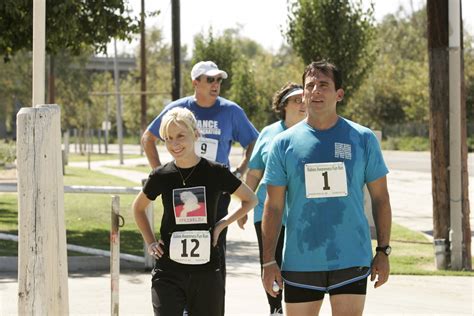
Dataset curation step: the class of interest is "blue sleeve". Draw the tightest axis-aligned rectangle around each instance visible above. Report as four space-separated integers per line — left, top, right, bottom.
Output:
262 137 287 187
146 111 166 140
231 106 259 148
365 131 389 183
248 132 266 171
146 98 190 140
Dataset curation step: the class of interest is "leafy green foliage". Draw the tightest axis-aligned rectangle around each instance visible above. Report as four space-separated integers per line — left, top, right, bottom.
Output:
228 58 259 121
0 140 15 165
285 0 377 106
0 0 139 61
382 136 430 151
346 7 430 130
192 28 239 97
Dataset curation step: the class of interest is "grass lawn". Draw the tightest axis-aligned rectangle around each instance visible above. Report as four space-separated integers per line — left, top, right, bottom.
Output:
107 164 152 174
67 153 142 163
63 166 138 187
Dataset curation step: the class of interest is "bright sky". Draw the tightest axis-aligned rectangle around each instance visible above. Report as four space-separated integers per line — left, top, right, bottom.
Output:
120 0 473 55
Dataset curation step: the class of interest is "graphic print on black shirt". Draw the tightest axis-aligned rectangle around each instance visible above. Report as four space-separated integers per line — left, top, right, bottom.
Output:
173 186 207 225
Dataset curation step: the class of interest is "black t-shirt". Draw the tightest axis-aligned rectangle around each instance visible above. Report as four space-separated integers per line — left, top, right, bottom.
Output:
143 158 241 272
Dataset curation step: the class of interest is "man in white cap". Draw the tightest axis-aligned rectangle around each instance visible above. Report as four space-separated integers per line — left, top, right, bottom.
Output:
141 60 259 292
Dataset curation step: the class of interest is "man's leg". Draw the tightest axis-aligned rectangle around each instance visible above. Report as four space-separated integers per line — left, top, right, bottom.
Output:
286 301 324 316
329 294 366 316
328 274 368 316
284 283 324 316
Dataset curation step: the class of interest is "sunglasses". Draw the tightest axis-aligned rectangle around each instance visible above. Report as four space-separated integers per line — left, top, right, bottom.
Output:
204 76 223 84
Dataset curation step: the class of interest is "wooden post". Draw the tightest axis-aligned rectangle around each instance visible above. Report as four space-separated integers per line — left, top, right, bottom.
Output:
17 105 69 315
111 195 120 316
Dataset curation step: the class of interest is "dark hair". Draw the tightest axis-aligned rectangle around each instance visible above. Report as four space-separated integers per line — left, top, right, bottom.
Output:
302 60 342 90
271 82 303 120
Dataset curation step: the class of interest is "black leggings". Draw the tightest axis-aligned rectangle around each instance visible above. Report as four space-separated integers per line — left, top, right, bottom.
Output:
254 222 285 313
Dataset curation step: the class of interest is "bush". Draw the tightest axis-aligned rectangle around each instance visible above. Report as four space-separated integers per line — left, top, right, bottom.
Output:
383 136 473 152
382 137 430 151
0 140 16 166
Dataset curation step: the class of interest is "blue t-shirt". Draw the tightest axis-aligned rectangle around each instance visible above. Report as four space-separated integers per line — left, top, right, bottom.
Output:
263 117 388 271
147 96 259 167
248 120 287 224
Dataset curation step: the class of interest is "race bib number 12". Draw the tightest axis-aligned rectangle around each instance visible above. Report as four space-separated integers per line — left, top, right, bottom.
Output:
169 230 211 265
304 162 348 198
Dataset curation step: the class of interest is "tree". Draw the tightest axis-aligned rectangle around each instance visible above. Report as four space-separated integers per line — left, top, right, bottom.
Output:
285 0 376 107
346 8 430 130
192 28 239 97
0 0 138 61
228 58 258 121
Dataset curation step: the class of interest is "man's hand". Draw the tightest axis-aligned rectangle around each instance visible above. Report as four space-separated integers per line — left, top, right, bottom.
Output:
371 252 390 288
262 262 283 297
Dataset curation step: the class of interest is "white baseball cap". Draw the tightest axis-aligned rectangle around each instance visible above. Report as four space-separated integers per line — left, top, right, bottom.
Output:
191 61 228 80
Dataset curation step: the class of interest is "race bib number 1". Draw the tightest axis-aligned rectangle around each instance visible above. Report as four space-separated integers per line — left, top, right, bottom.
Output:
304 162 348 198
195 137 218 162
169 230 211 265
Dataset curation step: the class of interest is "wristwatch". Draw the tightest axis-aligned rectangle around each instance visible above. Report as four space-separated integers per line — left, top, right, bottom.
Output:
232 169 242 179
376 245 392 256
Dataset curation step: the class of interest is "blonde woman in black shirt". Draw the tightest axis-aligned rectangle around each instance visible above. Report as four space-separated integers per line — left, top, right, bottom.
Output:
133 107 257 316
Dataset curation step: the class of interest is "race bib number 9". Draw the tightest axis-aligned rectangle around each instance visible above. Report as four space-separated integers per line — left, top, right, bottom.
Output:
304 162 348 198
169 230 211 265
195 137 218 162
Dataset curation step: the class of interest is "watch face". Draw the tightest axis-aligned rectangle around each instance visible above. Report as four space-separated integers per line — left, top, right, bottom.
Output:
377 245 391 256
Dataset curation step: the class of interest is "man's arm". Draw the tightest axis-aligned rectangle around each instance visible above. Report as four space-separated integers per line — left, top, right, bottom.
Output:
261 184 286 297
367 175 392 288
141 130 162 169
234 140 256 175
237 168 264 229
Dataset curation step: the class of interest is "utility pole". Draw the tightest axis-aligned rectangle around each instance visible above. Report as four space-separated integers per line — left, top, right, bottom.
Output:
140 0 147 140
427 0 451 270
171 0 181 100
427 0 471 270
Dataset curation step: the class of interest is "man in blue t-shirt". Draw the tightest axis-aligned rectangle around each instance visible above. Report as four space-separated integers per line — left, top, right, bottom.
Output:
141 60 259 290
261 61 392 316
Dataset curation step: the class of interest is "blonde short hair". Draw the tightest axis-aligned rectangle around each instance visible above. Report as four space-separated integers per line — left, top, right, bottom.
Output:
159 107 198 140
